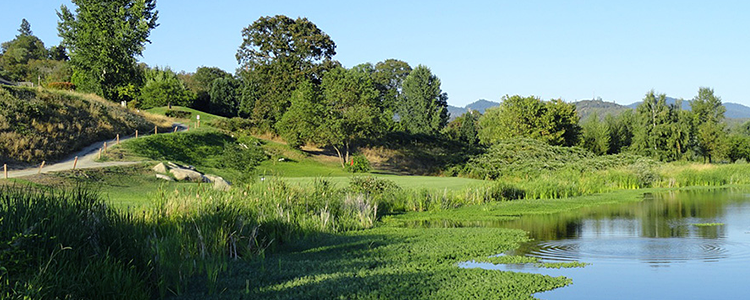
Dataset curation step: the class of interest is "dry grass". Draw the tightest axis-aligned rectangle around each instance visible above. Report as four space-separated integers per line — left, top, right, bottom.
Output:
0 86 161 164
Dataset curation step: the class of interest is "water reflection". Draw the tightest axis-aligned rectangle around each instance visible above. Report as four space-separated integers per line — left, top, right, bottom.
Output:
454 188 750 299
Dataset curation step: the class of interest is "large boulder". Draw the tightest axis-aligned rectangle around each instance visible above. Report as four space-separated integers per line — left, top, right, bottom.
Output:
155 174 174 181
170 168 204 182
152 162 168 174
204 174 232 191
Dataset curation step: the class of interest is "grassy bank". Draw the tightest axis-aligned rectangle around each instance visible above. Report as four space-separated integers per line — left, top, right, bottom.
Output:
0 86 171 164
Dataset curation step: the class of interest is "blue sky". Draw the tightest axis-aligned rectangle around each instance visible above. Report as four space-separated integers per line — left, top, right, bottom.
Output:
3 1 750 107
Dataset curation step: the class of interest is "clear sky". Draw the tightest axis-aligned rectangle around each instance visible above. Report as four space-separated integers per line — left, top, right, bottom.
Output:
3 1 750 107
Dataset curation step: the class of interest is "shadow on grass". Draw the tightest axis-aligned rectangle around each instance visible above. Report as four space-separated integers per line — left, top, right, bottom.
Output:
176 227 571 299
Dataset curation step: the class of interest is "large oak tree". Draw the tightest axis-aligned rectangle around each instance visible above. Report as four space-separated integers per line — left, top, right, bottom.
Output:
236 15 337 131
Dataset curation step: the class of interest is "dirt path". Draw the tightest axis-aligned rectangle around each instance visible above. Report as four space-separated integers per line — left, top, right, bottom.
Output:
4 123 186 179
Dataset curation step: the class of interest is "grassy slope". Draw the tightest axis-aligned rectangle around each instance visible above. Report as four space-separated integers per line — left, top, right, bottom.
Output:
0 86 171 164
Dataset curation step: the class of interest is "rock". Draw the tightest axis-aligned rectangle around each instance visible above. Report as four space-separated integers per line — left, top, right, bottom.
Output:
166 161 181 170
152 162 168 174
204 174 231 191
155 174 174 181
170 168 204 182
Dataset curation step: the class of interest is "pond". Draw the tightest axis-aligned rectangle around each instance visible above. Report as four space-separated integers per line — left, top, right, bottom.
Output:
461 188 750 299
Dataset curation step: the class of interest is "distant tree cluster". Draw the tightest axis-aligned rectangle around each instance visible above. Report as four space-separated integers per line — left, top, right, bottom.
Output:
0 19 71 85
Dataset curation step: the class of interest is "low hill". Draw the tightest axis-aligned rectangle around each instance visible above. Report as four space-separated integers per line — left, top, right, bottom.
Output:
448 99 501 120
574 99 630 120
0 86 169 164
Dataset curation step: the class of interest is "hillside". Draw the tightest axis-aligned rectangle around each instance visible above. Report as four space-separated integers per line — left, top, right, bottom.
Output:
448 99 501 119
0 86 169 164
574 99 630 120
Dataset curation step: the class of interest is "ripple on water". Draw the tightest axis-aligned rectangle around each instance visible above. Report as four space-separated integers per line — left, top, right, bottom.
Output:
522 237 750 264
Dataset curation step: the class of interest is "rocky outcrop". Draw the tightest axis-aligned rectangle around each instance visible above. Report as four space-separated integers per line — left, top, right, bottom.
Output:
203 174 232 191
155 174 174 181
153 162 168 174
153 161 232 190
169 168 204 182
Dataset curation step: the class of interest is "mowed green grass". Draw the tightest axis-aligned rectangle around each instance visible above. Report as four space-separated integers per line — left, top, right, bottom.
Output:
146 106 226 127
279 174 487 191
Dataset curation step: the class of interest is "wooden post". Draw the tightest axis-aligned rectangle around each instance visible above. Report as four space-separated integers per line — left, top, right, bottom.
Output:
73 156 78 169
187 125 189 131
3 164 6 179
98 148 102 159
116 134 120 145
154 125 158 135
173 126 177 133
135 130 138 139
38 161 45 174
103 142 108 153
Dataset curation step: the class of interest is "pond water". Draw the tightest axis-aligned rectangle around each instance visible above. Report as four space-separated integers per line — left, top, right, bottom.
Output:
461 188 750 299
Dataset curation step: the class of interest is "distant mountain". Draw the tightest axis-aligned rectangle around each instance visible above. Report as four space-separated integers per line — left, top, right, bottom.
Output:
723 103 750 119
447 99 501 120
574 99 629 120
466 99 500 113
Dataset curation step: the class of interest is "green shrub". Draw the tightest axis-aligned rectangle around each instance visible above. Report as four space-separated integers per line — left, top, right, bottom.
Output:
345 154 371 173
349 176 401 195
164 109 191 119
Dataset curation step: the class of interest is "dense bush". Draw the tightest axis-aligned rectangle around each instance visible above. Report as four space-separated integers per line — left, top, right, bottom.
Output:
345 153 372 173
164 109 191 119
457 138 657 180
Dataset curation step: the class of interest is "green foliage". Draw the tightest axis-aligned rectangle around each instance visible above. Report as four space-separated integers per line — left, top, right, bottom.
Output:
691 87 727 163
726 134 750 162
317 67 381 167
208 77 240 117
0 186 151 299
276 80 323 148
164 109 191 119
580 112 610 155
182 66 231 111
58 0 158 101
236 15 337 132
0 86 156 163
631 91 692 161
459 138 595 179
444 111 480 146
478 95 580 147
345 154 372 173
138 66 194 109
349 176 401 195
399 65 449 135
0 20 49 81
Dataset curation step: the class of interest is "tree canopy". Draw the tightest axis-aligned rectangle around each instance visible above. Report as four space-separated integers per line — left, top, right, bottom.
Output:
478 95 580 146
57 0 159 101
398 65 449 135
236 15 337 131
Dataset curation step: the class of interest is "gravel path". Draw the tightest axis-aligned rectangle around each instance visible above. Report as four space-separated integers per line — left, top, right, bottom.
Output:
3 123 186 179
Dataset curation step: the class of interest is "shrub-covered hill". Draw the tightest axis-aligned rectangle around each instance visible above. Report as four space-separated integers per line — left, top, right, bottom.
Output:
0 86 167 164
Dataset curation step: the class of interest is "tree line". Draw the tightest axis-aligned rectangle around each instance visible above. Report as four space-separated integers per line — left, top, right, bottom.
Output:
469 88 749 163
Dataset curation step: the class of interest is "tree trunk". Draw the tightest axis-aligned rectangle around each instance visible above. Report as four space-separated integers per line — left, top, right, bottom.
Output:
333 145 344 168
